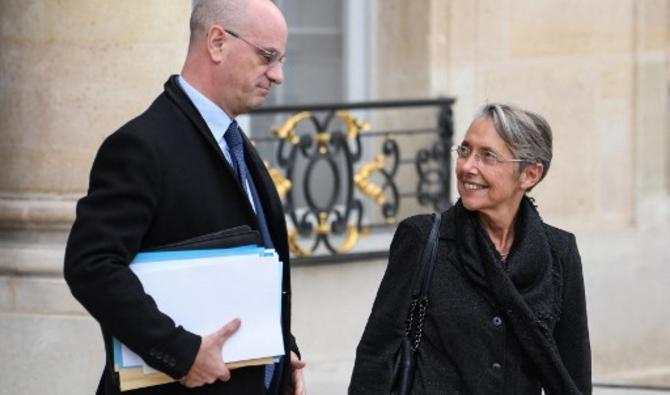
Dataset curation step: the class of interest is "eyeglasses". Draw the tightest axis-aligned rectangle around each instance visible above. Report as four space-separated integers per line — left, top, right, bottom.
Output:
224 29 285 67
452 144 530 166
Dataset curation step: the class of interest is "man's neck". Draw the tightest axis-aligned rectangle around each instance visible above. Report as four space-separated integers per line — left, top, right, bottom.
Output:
181 54 236 119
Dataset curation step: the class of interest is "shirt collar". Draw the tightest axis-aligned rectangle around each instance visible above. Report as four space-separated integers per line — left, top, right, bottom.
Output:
177 75 233 143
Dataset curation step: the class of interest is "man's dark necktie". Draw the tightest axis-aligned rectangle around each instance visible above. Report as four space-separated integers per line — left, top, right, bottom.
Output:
224 121 274 249
223 120 276 389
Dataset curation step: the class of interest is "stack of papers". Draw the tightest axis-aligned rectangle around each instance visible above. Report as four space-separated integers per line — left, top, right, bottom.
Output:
113 245 284 391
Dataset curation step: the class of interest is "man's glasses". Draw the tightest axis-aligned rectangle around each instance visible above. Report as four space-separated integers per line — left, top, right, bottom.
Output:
224 29 285 67
452 144 530 166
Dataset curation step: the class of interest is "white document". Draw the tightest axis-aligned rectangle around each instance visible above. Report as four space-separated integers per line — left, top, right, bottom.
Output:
117 248 284 371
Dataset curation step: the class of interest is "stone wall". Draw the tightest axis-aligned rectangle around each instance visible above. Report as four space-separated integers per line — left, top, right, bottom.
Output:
375 0 670 386
379 0 670 230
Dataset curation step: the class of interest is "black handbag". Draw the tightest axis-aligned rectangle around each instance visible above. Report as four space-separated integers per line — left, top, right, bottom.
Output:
390 213 442 395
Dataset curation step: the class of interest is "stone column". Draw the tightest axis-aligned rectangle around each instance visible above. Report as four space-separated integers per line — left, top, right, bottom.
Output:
633 0 670 228
0 2 190 394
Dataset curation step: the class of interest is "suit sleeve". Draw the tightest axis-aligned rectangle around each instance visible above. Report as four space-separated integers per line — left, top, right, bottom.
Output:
553 234 592 394
349 218 426 394
64 129 200 379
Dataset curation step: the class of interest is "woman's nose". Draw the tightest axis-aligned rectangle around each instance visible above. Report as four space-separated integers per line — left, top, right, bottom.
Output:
459 153 481 173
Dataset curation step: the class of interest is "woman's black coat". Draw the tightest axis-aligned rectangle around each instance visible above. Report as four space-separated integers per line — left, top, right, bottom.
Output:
350 201 591 394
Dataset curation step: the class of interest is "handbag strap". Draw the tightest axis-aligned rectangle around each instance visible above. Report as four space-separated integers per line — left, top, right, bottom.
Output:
412 212 442 298
405 212 442 352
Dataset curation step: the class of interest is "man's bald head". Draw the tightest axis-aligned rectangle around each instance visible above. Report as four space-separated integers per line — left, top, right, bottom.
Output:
189 0 248 47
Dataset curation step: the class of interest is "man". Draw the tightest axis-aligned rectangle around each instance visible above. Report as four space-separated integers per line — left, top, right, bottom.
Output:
64 1 305 394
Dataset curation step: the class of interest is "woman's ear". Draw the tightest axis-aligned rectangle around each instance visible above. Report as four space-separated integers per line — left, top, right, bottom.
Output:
520 163 544 191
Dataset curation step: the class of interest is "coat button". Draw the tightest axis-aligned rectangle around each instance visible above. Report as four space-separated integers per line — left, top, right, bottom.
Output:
492 316 503 326
156 351 163 359
149 348 156 357
169 358 176 367
492 362 502 370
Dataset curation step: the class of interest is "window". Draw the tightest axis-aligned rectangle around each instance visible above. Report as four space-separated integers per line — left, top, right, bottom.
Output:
244 0 373 135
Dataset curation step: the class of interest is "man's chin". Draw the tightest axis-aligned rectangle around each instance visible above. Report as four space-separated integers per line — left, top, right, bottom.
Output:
237 93 270 114
248 96 267 110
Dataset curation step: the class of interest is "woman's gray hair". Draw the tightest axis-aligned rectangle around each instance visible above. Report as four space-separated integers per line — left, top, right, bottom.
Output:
476 103 553 184
189 0 249 43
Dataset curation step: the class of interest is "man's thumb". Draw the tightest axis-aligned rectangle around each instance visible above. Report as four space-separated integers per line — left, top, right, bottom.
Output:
215 318 241 344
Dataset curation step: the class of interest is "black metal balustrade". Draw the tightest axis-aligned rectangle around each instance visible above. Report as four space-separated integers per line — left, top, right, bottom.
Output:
250 98 456 264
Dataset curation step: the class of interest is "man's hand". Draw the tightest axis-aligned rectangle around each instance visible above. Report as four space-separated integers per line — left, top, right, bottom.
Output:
289 351 306 395
180 318 241 388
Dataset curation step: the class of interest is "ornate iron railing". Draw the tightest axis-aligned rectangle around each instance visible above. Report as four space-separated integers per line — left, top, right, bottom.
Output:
250 98 456 263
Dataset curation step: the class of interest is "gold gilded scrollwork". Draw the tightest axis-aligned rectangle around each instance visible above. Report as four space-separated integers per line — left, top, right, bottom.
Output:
316 212 331 235
272 110 379 256
287 228 310 257
336 225 371 254
316 133 331 154
315 133 331 145
263 161 292 200
286 213 370 256
354 154 386 206
271 111 311 144
336 110 370 139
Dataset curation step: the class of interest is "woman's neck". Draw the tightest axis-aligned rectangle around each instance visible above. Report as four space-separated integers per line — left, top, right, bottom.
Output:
478 209 518 258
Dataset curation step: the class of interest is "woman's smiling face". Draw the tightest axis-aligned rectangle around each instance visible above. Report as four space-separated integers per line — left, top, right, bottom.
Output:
455 117 528 218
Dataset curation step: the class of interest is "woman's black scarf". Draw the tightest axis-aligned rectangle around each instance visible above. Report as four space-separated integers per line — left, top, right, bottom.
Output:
454 196 582 395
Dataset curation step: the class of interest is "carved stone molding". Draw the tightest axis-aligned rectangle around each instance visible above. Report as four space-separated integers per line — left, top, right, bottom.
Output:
0 244 65 277
0 194 77 230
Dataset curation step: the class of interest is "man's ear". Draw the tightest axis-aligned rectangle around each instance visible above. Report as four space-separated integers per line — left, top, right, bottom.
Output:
520 163 544 191
206 25 227 63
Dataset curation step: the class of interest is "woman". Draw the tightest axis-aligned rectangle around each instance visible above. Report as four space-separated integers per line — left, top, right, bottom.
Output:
350 104 591 394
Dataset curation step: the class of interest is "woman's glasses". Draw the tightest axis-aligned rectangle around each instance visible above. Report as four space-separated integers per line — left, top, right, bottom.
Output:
452 145 530 166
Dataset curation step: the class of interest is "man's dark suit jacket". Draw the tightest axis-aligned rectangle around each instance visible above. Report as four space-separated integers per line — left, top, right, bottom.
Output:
64 75 298 395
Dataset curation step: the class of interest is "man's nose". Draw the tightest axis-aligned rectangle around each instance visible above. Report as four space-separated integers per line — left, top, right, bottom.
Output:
267 62 284 85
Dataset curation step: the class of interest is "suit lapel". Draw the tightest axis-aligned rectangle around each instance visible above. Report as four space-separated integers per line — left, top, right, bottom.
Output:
163 76 230 166
163 75 255 215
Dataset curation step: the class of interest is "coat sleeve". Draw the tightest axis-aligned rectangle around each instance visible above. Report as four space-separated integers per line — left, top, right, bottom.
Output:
349 217 428 394
553 234 592 394
64 129 200 379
